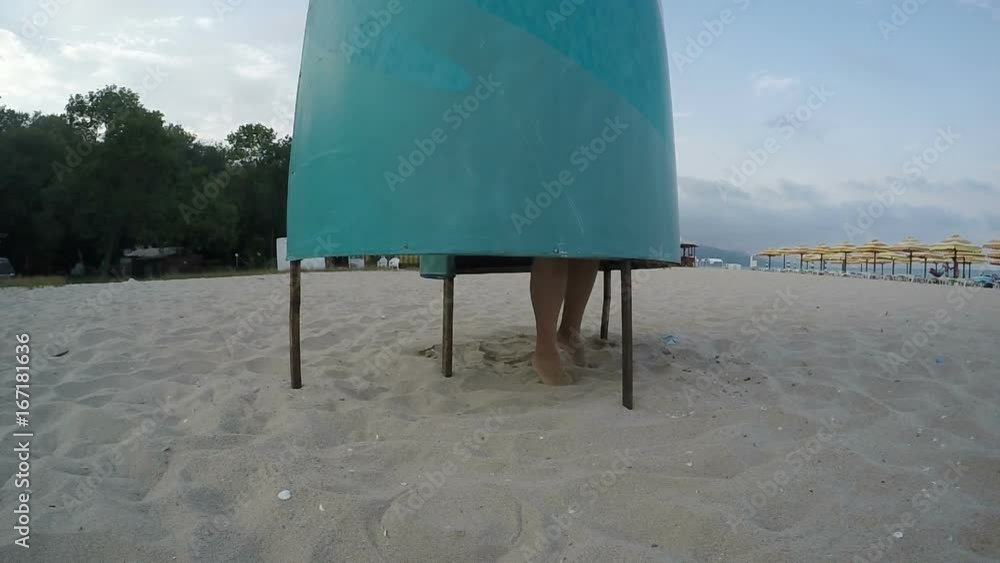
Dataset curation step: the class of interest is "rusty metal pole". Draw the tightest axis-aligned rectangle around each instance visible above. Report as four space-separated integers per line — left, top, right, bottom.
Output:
289 260 302 389
442 277 454 377
600 267 612 341
621 261 633 410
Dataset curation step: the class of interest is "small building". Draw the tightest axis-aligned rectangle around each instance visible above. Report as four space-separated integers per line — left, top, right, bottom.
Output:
121 247 203 278
680 243 698 267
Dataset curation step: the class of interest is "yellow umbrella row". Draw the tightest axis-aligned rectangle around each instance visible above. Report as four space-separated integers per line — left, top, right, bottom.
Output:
764 235 999 276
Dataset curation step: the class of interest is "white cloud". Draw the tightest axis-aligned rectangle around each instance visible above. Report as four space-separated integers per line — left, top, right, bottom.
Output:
126 16 185 29
60 40 186 67
753 72 801 96
954 0 1000 18
0 30 68 104
195 18 216 31
231 44 284 80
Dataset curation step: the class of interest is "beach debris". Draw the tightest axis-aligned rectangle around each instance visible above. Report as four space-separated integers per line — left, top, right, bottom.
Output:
53 349 69 357
319 504 325 512
278 490 292 501
685 462 693 467
383 528 389 538
660 334 680 346
893 531 903 539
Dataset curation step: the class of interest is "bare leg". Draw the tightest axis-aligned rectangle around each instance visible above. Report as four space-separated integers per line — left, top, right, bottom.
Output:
558 259 600 365
530 258 571 385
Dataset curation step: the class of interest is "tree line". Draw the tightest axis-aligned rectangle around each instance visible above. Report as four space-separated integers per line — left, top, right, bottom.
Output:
0 85 291 276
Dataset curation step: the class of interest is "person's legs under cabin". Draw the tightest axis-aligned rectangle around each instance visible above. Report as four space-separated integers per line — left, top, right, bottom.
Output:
558 259 599 365
530 258 570 385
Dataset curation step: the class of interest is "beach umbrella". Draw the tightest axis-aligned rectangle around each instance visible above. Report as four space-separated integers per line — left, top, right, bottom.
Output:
913 251 949 279
775 247 793 269
883 251 907 276
810 244 834 271
957 250 987 278
758 248 782 270
787 245 811 271
856 240 891 272
828 242 856 273
930 235 980 278
891 237 929 275
983 239 1000 260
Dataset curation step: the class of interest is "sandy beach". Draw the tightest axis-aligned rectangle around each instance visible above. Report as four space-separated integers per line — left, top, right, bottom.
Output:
1 268 998 562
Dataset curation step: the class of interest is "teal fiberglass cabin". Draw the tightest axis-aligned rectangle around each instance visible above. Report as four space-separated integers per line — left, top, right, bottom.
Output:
285 0 680 408
286 0 679 265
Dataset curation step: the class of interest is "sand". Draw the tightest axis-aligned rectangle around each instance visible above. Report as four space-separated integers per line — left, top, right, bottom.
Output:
0 268 998 563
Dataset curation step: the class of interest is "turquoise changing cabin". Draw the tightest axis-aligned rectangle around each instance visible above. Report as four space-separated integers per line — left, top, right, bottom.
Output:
286 0 680 408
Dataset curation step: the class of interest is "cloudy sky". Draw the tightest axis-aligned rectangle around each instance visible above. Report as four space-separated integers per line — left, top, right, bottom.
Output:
1 0 998 252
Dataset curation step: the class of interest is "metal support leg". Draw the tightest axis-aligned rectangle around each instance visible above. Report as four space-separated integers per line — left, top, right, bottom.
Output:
600 267 611 341
621 261 633 410
442 277 454 378
289 260 303 389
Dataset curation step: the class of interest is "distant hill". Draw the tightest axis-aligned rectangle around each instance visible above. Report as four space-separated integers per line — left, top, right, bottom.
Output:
694 245 751 265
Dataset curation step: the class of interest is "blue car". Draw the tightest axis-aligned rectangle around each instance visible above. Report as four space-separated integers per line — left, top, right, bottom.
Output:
973 274 996 288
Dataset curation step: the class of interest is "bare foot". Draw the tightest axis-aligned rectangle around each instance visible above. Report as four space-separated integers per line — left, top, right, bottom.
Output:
557 329 588 367
532 344 571 385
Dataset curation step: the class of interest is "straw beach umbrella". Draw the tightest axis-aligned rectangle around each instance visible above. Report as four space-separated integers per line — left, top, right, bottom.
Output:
775 247 793 270
957 250 987 278
758 249 781 271
884 251 907 276
787 245 812 271
828 242 856 273
930 235 980 278
891 237 929 275
913 251 949 279
811 244 834 272
856 240 891 272
983 239 1000 259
